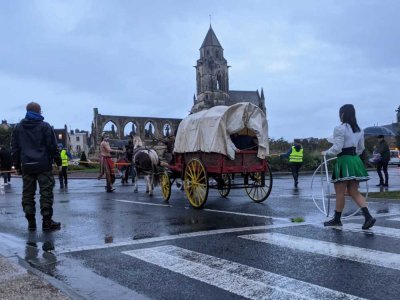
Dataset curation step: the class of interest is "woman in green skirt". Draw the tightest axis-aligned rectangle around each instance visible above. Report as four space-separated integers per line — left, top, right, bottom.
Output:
322 104 376 229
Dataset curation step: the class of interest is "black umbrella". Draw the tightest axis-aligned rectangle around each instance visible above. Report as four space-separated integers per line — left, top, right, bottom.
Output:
363 126 395 137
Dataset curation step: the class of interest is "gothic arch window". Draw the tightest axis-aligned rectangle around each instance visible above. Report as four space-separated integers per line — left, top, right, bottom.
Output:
163 123 171 137
217 73 223 90
103 121 118 139
197 70 201 93
123 121 137 138
144 121 155 138
206 49 210 56
215 50 219 58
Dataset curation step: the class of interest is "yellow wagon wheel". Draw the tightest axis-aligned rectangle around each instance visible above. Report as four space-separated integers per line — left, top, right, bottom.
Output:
160 171 171 201
245 166 273 202
184 158 209 208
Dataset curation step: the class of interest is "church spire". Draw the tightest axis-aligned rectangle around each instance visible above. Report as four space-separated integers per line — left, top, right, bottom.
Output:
200 26 222 48
191 26 229 113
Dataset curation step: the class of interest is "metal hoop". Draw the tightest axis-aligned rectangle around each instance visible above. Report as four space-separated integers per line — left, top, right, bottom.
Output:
311 156 368 218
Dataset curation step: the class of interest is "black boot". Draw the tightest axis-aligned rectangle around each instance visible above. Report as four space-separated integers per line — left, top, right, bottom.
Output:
42 217 61 231
324 210 342 227
361 207 376 230
26 214 37 231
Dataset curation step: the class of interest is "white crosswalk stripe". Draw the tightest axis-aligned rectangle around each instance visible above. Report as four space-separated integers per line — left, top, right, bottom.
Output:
341 223 400 238
388 217 400 222
239 232 400 271
123 245 364 300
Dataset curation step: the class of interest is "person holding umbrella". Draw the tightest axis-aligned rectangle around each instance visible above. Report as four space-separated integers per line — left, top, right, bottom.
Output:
375 135 390 187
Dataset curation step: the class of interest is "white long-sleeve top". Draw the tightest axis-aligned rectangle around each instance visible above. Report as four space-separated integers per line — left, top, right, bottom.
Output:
324 123 365 156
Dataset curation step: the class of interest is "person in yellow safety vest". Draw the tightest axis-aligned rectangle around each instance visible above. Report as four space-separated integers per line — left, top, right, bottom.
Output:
280 140 304 187
58 144 71 188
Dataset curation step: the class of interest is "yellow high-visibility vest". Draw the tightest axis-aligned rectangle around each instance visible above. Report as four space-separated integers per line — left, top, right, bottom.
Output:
60 149 69 167
289 146 303 163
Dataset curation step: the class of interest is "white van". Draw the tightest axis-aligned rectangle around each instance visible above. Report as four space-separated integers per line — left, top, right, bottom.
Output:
389 149 400 166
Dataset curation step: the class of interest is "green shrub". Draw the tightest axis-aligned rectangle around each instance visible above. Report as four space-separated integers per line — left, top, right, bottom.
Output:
269 151 335 172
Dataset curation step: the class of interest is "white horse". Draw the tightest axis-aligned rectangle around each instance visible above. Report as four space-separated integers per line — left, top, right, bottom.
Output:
132 136 160 196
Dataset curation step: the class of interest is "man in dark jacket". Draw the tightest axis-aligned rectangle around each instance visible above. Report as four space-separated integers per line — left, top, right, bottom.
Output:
375 135 390 187
11 102 62 231
0 146 13 185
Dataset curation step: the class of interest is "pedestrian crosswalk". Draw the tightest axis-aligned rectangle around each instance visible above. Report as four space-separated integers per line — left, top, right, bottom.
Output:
340 223 400 239
123 245 365 300
239 232 400 271
122 216 400 299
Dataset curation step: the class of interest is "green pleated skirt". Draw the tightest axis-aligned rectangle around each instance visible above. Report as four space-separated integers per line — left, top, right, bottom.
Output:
331 155 370 183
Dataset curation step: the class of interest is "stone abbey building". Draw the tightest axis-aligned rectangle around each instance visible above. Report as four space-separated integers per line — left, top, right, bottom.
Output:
90 26 266 152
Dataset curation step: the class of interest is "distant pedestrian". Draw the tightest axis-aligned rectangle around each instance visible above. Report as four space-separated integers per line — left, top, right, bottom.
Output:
11 102 62 231
0 146 13 185
375 135 390 187
321 104 375 229
280 140 303 187
58 144 71 188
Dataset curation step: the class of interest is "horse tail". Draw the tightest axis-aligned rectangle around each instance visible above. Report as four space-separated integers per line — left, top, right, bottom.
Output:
149 149 160 187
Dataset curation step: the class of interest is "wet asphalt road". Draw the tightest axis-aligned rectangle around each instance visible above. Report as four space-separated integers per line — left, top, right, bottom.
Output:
0 167 399 299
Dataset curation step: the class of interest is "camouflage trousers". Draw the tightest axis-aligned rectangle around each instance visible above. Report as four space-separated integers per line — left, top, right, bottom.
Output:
22 171 55 218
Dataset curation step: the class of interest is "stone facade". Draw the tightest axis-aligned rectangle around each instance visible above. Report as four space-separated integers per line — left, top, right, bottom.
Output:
191 26 266 114
90 108 181 154
69 129 89 155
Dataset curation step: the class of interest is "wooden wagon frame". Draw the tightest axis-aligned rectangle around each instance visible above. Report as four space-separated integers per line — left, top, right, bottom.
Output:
160 148 273 209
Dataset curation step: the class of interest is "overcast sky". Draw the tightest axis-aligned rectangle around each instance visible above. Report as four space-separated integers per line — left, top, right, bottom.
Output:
1 0 399 141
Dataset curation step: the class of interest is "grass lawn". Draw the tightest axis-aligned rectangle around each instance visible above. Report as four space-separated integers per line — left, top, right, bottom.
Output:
365 191 400 200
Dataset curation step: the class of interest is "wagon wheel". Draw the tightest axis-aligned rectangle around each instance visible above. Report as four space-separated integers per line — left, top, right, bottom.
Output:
218 174 231 198
160 171 171 201
245 166 273 202
184 158 209 208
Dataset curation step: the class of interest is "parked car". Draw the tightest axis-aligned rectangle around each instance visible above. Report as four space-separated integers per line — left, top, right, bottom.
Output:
389 149 400 166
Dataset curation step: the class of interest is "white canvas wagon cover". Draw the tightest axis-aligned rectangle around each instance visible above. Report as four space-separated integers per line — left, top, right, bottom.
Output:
174 102 269 160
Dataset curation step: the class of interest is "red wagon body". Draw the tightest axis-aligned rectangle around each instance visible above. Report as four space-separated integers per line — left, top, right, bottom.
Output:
160 150 273 208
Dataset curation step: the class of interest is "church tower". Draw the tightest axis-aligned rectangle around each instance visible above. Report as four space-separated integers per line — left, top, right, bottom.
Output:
191 26 230 113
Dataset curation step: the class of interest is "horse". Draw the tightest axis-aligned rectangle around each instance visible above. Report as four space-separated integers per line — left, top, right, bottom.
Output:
131 135 160 196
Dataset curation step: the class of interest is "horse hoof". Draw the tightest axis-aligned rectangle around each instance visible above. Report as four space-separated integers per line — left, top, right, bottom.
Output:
149 193 153 197
134 189 138 193
146 190 149 194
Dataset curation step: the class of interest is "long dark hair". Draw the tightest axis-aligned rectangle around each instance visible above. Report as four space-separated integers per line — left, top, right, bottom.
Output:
339 104 360 133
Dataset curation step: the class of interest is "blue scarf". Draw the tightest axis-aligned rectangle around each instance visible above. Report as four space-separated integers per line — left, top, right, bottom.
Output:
25 111 44 121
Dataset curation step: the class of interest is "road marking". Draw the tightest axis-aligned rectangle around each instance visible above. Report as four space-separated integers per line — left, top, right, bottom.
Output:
388 217 400 222
239 232 400 271
114 199 171 207
58 222 307 254
203 208 289 221
114 199 292 221
123 245 364 300
340 223 400 239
